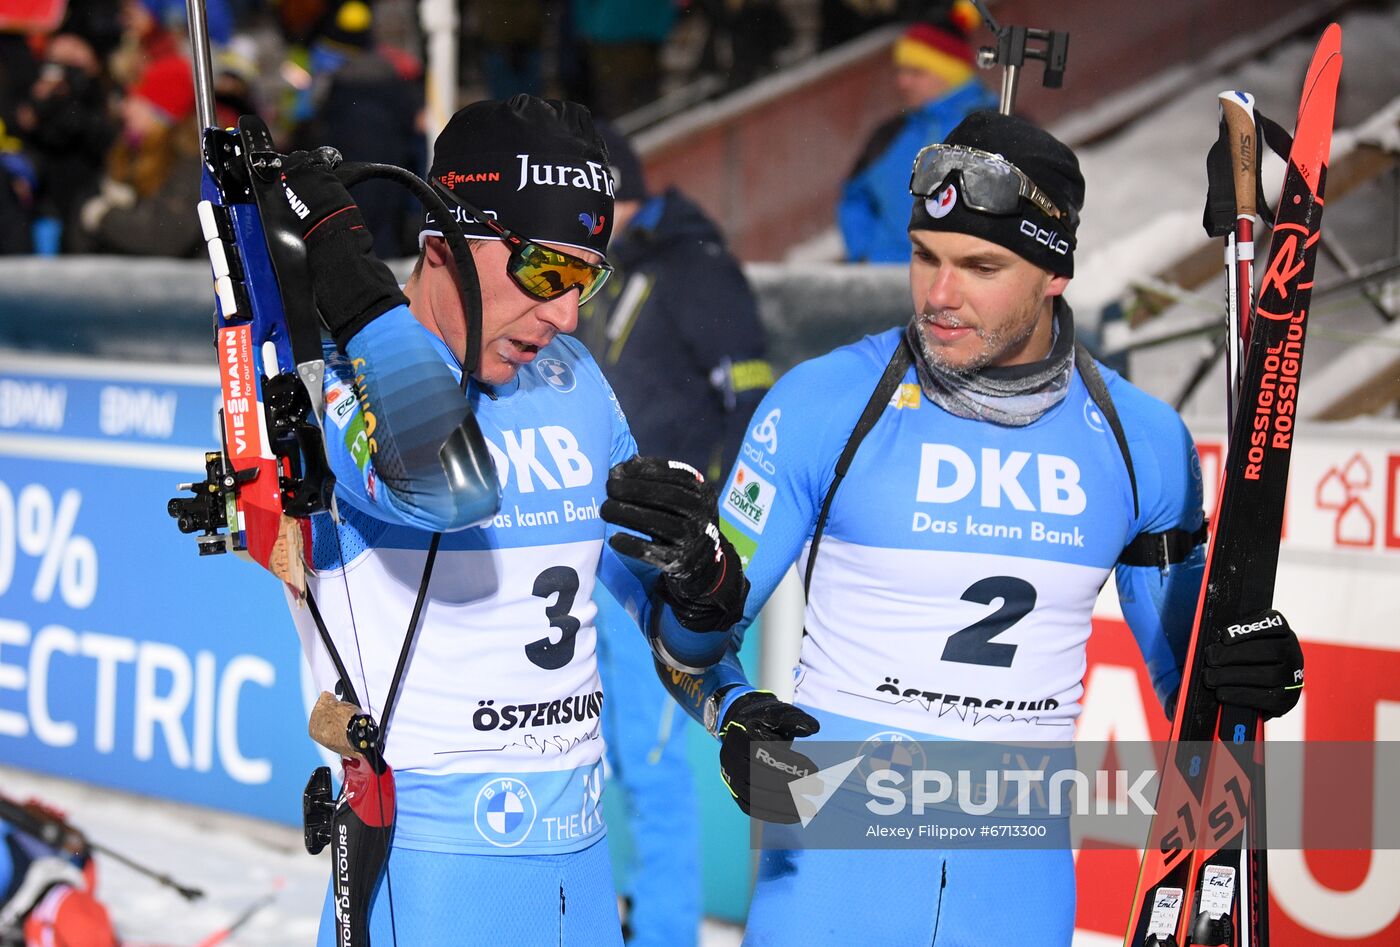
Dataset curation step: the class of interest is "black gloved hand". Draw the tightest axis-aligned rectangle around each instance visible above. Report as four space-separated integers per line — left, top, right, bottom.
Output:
1204 608 1304 719
719 691 821 824
602 456 748 631
279 148 407 349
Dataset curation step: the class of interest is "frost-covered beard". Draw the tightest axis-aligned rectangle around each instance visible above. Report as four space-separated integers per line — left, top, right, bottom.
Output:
907 303 1076 427
912 270 1050 374
911 308 1042 376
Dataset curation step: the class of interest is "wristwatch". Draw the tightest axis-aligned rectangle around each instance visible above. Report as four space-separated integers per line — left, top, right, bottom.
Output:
705 684 741 737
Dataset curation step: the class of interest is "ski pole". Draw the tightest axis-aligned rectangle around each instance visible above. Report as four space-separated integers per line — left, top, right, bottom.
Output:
193 878 284 947
86 838 205 901
0 794 204 901
1218 99 1272 944
1219 91 1259 429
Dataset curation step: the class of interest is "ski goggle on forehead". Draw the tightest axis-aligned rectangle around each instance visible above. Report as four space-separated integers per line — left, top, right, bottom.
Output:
909 144 1073 225
433 195 613 304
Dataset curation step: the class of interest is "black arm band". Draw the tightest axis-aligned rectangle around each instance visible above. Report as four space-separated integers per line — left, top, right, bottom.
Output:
1119 522 1209 569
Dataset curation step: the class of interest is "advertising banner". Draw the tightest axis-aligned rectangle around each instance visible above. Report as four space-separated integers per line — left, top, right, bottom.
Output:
1074 423 1400 945
0 355 321 826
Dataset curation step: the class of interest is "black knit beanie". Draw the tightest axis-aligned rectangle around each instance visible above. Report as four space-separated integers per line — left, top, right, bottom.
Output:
909 110 1084 276
424 94 614 257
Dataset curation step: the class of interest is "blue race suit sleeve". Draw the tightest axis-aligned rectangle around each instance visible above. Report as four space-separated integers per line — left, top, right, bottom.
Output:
651 346 865 731
319 305 492 531
576 341 739 674
1110 382 1207 716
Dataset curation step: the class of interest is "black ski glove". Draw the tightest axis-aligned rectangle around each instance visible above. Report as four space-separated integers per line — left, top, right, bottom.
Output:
1203 608 1304 718
601 456 748 632
279 147 408 349
718 691 821 824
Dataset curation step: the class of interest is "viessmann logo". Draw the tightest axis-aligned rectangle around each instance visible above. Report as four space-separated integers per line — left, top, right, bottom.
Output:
218 326 257 460
723 461 775 533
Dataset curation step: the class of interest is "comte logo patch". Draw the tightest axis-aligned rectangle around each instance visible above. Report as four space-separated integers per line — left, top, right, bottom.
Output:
723 461 776 534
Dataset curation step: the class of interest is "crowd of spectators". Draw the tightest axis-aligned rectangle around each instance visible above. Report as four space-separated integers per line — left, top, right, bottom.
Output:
0 0 429 257
0 0 959 259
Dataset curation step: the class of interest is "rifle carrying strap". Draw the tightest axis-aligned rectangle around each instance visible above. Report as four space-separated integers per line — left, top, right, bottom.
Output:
802 335 1204 599
1074 341 1138 520
803 337 913 596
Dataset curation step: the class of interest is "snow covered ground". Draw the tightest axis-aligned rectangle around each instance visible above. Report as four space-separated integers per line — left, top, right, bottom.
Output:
1 763 744 946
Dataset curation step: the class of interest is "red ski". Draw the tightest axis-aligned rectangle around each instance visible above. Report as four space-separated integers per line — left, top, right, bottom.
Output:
1123 23 1342 947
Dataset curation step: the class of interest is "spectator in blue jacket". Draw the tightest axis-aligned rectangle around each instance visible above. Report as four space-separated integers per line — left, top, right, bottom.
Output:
838 7 997 262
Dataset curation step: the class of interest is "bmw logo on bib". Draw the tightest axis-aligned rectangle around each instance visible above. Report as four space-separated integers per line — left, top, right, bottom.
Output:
858 730 928 783
536 357 576 393
475 777 538 847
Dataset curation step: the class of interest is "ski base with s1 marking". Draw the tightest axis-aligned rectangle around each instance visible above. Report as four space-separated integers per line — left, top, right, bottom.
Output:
1123 22 1342 947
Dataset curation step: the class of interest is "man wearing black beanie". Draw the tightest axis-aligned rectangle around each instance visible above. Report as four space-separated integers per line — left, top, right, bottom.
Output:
644 110 1305 944
278 94 755 944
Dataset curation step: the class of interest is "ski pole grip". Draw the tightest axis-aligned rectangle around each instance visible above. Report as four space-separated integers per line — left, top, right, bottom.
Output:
1219 91 1258 220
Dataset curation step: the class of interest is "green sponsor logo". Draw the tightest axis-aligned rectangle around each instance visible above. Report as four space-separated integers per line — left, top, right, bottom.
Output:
726 483 765 529
720 520 758 569
721 461 774 534
344 418 371 470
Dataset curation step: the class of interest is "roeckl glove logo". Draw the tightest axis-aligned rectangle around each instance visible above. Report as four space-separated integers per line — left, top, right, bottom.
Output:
704 521 723 564
667 460 704 480
756 746 810 778
1226 613 1285 637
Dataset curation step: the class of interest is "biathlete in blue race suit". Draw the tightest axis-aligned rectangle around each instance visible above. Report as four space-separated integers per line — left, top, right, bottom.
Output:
278 95 749 944
656 112 1307 945
0 800 116 947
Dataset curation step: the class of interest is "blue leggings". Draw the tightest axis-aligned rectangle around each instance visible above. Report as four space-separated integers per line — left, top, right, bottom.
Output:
742 846 1075 946
316 836 622 946
595 585 701 947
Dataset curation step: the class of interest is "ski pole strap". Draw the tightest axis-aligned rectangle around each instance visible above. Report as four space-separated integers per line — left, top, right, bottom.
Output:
803 337 914 597
1203 107 1295 236
1118 521 1209 570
